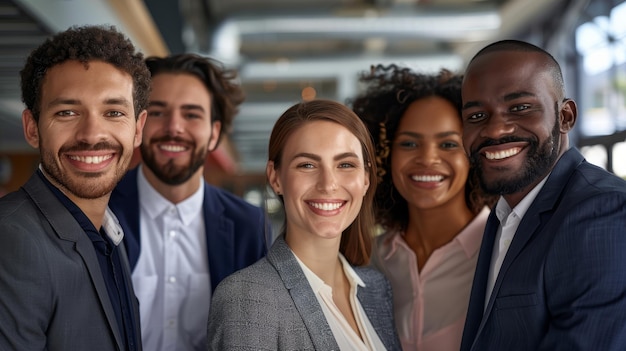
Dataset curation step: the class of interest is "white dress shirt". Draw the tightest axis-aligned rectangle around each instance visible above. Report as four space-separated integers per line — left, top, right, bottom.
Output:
295 252 386 351
485 176 549 308
133 167 210 351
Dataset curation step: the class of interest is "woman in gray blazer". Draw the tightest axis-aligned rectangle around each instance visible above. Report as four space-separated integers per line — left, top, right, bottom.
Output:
207 99 401 350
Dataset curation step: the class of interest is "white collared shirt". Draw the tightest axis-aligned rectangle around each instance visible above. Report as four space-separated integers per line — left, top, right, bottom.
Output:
294 252 386 351
133 167 210 351
485 175 549 308
103 206 124 246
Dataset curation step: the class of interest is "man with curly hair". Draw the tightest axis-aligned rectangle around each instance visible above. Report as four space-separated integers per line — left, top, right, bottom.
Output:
109 54 268 351
0 25 149 350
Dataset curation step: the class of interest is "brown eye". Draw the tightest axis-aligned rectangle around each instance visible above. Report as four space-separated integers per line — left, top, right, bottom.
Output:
511 104 530 112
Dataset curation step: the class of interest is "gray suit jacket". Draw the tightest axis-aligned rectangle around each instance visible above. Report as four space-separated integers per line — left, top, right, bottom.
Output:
0 173 141 351
207 235 401 350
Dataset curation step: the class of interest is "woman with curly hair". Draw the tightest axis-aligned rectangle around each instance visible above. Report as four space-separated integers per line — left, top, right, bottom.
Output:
350 64 497 351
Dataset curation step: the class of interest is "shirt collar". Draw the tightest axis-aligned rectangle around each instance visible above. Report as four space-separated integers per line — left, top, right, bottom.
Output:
37 166 123 246
455 206 491 258
137 166 204 226
380 205 491 260
103 207 124 245
496 174 550 224
294 251 365 295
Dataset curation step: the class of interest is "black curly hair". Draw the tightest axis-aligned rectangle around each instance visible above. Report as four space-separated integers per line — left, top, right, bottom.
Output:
20 25 151 122
349 64 497 233
144 53 245 149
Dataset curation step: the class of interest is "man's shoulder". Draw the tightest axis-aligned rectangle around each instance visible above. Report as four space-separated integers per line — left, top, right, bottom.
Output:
551 148 626 198
0 189 34 223
570 159 626 199
204 182 264 214
112 167 139 193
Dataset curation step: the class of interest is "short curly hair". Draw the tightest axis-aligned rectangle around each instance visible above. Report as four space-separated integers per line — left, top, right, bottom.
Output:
350 64 497 233
20 25 151 122
144 53 245 149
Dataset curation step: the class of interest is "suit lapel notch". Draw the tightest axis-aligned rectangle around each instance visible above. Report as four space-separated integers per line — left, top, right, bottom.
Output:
267 237 339 350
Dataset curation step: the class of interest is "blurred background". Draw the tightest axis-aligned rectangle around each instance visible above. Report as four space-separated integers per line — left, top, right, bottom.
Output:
1 0 625 206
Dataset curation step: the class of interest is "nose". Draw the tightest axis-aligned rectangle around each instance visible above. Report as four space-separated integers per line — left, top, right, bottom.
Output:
316 167 338 193
416 142 440 166
75 114 107 144
164 111 184 136
481 112 515 139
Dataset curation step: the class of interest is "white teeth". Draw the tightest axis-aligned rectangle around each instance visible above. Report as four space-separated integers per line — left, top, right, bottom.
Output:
485 147 521 160
309 202 343 211
160 145 186 152
411 175 443 182
69 154 112 164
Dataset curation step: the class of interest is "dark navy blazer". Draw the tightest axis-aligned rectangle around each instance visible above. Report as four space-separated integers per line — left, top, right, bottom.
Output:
460 148 626 351
109 167 268 291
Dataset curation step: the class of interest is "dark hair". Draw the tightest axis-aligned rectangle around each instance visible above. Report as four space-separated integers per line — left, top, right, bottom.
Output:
20 25 150 122
145 53 245 148
350 64 497 233
470 39 565 98
267 99 378 266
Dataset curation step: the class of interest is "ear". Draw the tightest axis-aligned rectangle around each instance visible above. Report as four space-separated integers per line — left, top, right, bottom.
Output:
208 121 222 152
266 160 281 195
134 109 148 148
363 168 370 197
22 109 39 149
559 99 577 133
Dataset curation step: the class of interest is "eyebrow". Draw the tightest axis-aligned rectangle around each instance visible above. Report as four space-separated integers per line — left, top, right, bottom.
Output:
48 97 131 108
148 100 206 112
396 130 461 139
462 91 537 110
291 151 360 162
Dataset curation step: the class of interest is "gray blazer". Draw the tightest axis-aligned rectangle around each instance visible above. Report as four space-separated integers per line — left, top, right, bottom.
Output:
0 173 141 351
207 235 401 350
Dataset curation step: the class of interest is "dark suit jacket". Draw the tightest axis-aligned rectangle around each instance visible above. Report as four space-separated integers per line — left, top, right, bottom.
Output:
461 148 626 351
208 235 402 350
0 172 141 351
109 167 267 291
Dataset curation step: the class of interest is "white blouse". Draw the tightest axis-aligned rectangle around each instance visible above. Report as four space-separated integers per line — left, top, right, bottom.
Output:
294 253 386 351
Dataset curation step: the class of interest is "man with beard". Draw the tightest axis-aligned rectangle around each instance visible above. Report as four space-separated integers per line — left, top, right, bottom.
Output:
0 25 148 350
109 53 268 351
459 39 626 351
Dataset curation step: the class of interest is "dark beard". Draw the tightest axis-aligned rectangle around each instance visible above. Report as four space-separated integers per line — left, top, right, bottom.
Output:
140 140 207 186
470 114 561 196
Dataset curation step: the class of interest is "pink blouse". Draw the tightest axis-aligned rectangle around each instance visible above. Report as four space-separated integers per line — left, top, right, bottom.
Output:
371 207 490 351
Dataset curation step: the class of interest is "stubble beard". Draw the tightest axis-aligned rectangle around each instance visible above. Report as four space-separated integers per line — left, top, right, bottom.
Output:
41 141 128 199
471 115 561 196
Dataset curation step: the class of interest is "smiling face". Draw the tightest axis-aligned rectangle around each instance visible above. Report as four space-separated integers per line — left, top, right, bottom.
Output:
140 73 220 185
391 96 469 211
461 50 575 206
267 120 370 242
23 60 145 201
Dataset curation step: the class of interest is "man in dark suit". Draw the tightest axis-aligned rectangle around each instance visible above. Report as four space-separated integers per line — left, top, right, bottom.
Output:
459 39 626 351
108 53 267 351
0 25 149 350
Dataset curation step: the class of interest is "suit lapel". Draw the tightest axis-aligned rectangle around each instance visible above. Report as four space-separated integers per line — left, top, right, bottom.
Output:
355 277 396 350
109 167 141 269
202 184 236 291
472 149 584 349
24 174 124 350
486 149 583 314
267 237 340 350
461 209 499 351
118 239 141 347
